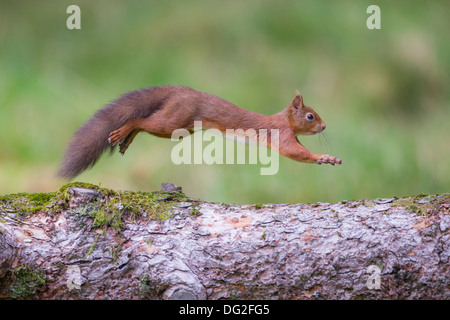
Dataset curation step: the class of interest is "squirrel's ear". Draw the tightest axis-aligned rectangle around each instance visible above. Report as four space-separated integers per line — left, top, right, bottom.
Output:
291 94 303 109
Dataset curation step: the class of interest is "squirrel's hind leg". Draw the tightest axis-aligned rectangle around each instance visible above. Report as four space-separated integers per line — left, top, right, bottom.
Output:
108 119 140 150
119 130 140 154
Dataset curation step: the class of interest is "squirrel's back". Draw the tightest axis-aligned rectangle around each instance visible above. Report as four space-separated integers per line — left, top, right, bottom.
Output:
57 86 174 179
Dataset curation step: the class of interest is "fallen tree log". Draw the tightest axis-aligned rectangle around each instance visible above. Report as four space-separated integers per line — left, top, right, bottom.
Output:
0 183 449 300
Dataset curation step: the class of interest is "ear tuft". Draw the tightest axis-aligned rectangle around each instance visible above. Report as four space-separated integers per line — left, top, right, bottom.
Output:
291 93 303 109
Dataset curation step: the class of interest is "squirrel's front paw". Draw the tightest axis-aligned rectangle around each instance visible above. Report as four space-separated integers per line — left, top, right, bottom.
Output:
316 154 343 166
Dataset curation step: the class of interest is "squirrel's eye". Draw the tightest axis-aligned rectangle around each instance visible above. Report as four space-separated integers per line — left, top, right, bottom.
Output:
307 113 314 120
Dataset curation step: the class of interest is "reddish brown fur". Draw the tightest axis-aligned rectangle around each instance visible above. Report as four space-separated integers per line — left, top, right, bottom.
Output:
58 85 342 179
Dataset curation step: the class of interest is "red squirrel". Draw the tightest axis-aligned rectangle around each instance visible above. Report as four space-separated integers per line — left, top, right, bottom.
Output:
57 85 342 179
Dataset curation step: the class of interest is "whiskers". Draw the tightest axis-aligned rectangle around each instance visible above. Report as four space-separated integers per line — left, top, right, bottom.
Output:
318 130 331 147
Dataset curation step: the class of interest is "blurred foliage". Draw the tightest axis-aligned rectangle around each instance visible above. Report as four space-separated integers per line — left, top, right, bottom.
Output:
0 0 449 204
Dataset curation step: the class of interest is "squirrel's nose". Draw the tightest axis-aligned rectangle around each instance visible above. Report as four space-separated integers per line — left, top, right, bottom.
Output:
321 123 326 131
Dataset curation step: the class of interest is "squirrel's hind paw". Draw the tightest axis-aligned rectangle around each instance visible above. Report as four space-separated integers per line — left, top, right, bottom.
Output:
108 129 123 146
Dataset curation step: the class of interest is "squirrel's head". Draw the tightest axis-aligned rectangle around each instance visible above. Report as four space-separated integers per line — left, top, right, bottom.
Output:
287 94 326 135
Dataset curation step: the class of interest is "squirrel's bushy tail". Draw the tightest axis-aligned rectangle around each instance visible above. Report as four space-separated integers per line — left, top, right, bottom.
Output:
57 86 168 179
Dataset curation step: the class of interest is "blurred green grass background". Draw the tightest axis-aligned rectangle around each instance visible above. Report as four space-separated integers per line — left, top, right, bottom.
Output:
0 0 448 204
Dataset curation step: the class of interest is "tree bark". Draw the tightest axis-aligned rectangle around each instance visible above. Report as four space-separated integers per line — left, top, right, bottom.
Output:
0 184 449 300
